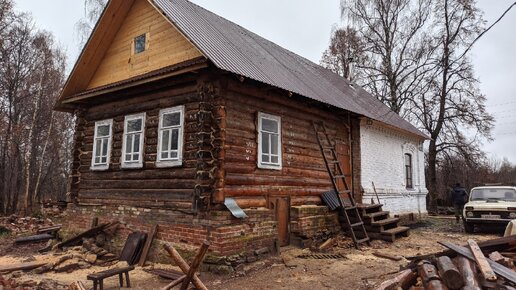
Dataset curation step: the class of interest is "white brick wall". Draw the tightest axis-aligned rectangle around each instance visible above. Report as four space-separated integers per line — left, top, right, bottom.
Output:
360 119 428 214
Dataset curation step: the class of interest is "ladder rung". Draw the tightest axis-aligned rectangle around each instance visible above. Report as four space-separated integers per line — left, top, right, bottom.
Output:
328 160 340 164
322 146 335 150
350 221 364 227
344 206 356 211
333 175 346 179
356 237 370 244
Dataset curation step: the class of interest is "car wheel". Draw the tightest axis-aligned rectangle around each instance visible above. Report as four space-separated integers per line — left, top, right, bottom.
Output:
464 221 474 233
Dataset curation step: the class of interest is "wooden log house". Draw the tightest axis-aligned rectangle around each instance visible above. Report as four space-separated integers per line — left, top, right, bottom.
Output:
55 0 427 258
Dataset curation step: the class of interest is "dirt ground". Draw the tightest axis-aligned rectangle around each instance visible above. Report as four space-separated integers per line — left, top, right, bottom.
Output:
0 216 504 290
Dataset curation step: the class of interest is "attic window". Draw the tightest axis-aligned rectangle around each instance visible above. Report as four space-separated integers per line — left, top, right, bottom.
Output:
134 34 146 54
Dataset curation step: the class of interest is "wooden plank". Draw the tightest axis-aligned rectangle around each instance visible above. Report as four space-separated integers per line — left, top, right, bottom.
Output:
0 262 47 273
138 224 158 267
163 276 186 290
467 239 497 281
439 241 516 284
56 222 113 249
179 241 210 290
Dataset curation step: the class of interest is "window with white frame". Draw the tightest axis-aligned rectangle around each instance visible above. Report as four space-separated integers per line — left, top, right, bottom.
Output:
121 113 145 168
91 119 113 170
157 106 184 167
258 112 282 169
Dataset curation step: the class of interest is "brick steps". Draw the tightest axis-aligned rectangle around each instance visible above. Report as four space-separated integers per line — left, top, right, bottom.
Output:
356 203 409 243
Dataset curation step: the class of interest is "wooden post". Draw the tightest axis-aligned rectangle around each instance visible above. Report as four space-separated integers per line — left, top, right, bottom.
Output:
435 256 464 289
139 224 158 267
180 241 210 290
455 256 481 290
163 244 208 290
162 276 186 290
91 217 99 228
467 239 497 281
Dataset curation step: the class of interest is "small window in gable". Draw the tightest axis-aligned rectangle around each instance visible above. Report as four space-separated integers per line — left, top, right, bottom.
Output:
91 119 113 171
122 113 145 169
405 153 413 189
134 34 147 54
157 106 184 168
258 112 282 170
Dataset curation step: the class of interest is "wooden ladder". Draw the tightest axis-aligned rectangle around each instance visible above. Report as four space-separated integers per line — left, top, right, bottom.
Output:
312 121 370 249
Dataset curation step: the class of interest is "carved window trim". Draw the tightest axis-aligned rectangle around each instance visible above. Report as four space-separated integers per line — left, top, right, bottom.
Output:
91 119 113 171
257 112 282 170
121 113 146 169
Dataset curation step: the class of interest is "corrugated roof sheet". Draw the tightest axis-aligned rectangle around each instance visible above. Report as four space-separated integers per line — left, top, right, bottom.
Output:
152 0 427 138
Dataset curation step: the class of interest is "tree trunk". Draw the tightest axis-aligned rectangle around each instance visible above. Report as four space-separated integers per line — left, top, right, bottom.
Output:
427 139 438 212
33 111 55 204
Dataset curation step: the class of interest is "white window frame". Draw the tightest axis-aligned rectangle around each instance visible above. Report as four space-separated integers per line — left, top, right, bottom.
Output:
121 113 146 169
91 119 113 171
156 106 184 168
257 112 282 170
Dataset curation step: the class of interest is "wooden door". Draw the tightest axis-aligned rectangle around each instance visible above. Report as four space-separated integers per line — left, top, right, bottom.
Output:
268 196 290 246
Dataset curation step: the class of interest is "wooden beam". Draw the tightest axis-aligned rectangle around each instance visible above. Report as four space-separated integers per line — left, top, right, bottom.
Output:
435 256 464 289
0 262 47 273
138 224 158 267
163 244 208 290
467 239 497 281
180 241 210 290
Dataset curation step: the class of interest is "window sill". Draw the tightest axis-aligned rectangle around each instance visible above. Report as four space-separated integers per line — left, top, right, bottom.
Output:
156 160 182 168
90 165 109 171
121 162 143 169
257 163 282 170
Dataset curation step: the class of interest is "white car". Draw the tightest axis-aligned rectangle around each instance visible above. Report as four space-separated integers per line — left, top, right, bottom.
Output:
463 186 516 233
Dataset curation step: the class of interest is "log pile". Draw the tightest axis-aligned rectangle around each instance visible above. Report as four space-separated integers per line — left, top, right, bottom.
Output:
375 236 516 290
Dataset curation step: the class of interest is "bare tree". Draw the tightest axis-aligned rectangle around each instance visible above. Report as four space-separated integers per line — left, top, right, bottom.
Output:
75 0 107 46
339 0 433 115
410 0 494 210
321 26 365 81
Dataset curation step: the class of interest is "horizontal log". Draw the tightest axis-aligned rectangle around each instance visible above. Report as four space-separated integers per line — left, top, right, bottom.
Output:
80 179 196 190
81 168 196 180
224 186 330 197
454 256 481 290
436 255 464 289
225 174 330 187
77 198 193 209
79 189 193 200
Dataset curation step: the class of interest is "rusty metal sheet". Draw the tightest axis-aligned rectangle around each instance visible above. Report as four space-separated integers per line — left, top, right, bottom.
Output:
151 0 428 139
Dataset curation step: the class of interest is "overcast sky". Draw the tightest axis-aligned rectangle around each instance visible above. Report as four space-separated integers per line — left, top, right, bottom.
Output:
14 0 516 164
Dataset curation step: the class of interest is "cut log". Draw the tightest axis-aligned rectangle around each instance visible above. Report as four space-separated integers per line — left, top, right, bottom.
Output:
417 260 447 290
454 256 481 290
163 244 208 290
163 275 186 290
439 241 516 284
139 224 158 267
489 251 514 268
374 269 417 290
373 251 403 261
180 241 210 290
467 239 497 281
15 233 54 244
435 256 464 289
0 262 47 273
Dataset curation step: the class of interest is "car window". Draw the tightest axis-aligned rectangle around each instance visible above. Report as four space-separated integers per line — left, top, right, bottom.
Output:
470 188 516 201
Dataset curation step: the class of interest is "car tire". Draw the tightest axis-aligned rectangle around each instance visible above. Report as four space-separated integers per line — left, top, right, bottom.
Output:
464 221 474 233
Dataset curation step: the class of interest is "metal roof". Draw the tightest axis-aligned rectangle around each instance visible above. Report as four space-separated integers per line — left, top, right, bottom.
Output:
152 0 428 138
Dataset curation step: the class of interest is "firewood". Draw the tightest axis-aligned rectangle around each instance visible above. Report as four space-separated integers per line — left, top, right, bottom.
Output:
467 239 497 281
489 251 514 268
435 256 464 289
374 269 416 290
373 251 403 261
417 260 447 290
318 238 335 251
454 256 481 290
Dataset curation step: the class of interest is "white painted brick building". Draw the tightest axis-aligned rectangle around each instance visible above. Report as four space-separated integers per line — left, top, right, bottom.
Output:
360 119 428 215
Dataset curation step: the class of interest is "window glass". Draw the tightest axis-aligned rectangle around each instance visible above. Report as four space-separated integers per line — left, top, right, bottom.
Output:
97 125 110 137
134 34 146 54
122 114 145 166
127 119 142 132
92 120 112 169
163 112 181 127
262 118 278 133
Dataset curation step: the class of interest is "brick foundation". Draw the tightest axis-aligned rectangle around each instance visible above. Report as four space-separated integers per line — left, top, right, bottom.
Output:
290 205 339 238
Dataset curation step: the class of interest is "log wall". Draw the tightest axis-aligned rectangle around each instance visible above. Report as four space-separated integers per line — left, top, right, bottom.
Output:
221 78 359 208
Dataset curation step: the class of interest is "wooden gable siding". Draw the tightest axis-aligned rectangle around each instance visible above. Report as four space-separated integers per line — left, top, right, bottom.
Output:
86 0 203 90
73 79 202 209
220 78 354 209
